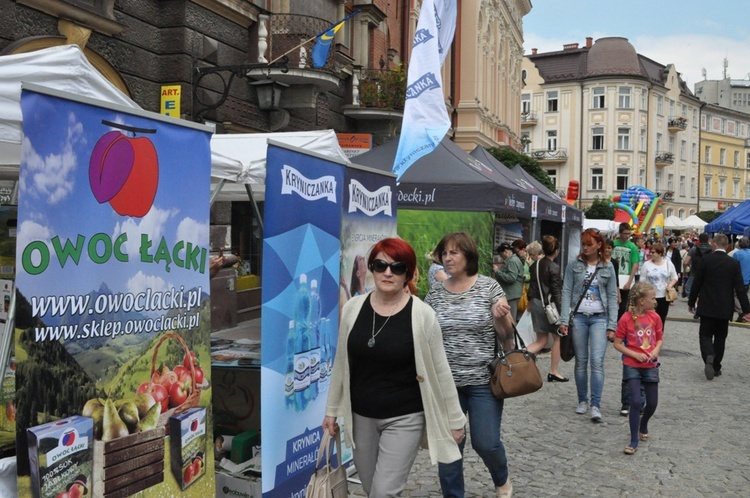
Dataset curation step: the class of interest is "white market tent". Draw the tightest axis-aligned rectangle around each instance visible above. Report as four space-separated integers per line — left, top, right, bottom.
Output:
664 215 686 230
681 214 707 231
0 45 350 204
582 218 620 238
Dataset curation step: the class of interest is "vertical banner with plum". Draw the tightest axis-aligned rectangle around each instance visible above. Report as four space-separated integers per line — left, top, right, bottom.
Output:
260 143 345 497
15 87 215 497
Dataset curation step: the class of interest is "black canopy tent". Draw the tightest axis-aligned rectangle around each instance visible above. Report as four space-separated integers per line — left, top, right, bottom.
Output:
353 137 533 216
469 146 582 226
469 146 582 266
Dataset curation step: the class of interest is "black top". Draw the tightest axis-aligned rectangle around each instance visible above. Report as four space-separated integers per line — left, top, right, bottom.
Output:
348 295 423 418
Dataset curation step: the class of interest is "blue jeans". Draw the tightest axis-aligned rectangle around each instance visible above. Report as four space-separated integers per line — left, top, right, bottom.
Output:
572 312 609 408
438 385 509 498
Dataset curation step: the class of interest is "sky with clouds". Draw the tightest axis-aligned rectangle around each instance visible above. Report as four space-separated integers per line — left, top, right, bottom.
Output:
523 0 750 90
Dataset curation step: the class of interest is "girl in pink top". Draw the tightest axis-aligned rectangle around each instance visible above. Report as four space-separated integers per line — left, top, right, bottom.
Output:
614 282 663 455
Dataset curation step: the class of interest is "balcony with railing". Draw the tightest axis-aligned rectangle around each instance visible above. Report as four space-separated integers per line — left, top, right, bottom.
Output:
525 148 568 163
520 111 537 126
246 14 347 104
655 151 675 166
667 116 687 132
344 67 406 127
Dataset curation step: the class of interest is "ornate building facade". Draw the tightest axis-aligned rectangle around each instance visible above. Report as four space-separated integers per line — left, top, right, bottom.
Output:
522 37 703 216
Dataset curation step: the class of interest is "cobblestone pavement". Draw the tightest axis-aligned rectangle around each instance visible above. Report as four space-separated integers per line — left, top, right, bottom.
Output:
349 297 750 496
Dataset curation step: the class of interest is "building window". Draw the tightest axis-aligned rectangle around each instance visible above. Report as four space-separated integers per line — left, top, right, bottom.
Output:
640 129 647 152
734 179 740 198
737 151 743 167
692 109 697 126
705 146 711 164
681 104 687 118
678 208 685 217
546 169 557 189
655 171 662 192
616 168 629 190
546 130 558 150
591 168 604 190
618 87 632 108
704 177 711 196
656 133 662 151
521 131 531 153
747 152 750 168
680 140 686 159
547 91 558 112
667 173 674 191
521 94 531 114
592 87 605 108
592 127 604 150
656 95 663 115
691 178 696 197
719 178 726 197
720 148 726 166
679 175 686 196
746 183 750 199
668 136 675 154
692 143 697 163
721 119 727 134
640 90 647 110
666 208 673 217
669 99 675 117
617 128 631 150
639 169 646 186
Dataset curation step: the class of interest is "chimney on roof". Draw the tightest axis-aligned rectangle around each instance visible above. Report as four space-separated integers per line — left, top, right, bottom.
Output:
531 48 538 55
586 37 593 48
563 43 579 50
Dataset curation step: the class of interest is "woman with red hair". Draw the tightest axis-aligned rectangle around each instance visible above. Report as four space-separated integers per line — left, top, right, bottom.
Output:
559 229 618 423
324 238 465 497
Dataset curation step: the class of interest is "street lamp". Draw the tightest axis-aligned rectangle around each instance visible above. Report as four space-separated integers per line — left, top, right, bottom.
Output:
250 79 289 111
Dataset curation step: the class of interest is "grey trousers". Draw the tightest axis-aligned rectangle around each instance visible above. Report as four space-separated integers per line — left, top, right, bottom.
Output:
352 411 425 498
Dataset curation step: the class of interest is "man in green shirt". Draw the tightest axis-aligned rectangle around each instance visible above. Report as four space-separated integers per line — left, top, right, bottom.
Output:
611 222 640 319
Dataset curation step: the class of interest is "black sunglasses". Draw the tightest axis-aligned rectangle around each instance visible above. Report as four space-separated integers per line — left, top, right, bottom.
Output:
368 259 408 276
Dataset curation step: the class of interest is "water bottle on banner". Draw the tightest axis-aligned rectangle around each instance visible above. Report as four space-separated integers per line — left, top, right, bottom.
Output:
307 280 322 403
294 274 311 411
285 320 296 410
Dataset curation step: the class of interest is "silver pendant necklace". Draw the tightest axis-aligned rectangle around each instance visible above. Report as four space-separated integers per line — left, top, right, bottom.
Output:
369 309 391 348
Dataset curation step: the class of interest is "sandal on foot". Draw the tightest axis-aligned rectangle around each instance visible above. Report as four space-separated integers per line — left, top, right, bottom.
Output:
639 432 649 441
624 446 637 455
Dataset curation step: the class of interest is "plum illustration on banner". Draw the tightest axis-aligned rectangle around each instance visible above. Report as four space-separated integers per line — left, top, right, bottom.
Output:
89 122 159 218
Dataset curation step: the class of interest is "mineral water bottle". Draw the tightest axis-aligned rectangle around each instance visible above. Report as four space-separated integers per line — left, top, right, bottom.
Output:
294 275 311 411
285 320 296 410
307 280 321 402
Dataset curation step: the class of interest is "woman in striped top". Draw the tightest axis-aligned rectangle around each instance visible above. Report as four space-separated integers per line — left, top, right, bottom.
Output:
425 232 516 498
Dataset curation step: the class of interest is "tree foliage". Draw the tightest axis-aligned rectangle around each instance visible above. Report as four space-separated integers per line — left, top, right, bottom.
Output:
695 211 720 223
486 147 556 191
584 197 615 220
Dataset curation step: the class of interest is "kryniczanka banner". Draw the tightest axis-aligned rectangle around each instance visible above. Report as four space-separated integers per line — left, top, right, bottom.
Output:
16 87 214 497
261 143 344 497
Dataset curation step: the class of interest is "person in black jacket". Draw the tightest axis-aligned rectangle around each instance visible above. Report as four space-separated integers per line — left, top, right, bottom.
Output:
688 234 750 380
667 237 682 292
526 235 565 381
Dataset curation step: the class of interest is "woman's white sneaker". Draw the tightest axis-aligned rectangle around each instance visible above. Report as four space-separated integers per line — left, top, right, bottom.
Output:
576 401 588 414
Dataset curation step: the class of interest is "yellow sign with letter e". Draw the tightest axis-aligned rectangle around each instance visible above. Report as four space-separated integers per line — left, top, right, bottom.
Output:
160 85 181 117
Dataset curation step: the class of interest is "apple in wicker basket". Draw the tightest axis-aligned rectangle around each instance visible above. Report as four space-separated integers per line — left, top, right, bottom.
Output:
137 382 169 413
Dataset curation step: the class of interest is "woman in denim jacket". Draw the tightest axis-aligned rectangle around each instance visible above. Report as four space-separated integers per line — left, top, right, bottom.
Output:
558 229 618 422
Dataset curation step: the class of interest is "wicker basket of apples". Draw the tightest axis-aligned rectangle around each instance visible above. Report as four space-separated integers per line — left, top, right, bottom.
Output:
141 332 208 428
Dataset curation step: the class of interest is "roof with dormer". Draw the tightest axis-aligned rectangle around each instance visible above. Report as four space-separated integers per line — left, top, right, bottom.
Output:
527 37 696 99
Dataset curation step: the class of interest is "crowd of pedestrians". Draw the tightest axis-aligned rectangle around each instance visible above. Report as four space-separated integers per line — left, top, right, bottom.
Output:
321 224 750 498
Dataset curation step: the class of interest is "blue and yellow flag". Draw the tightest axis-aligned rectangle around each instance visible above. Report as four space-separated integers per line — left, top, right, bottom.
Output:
311 11 360 68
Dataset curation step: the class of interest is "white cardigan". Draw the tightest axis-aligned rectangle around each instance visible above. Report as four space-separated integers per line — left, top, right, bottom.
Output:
325 293 466 464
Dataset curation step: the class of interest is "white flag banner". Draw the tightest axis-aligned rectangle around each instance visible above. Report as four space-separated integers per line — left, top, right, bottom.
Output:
392 0 457 181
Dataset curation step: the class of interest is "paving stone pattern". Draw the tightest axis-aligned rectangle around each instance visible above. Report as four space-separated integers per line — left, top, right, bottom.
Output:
348 298 750 496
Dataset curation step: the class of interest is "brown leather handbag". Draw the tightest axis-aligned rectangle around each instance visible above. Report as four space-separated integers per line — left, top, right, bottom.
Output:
488 326 543 399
